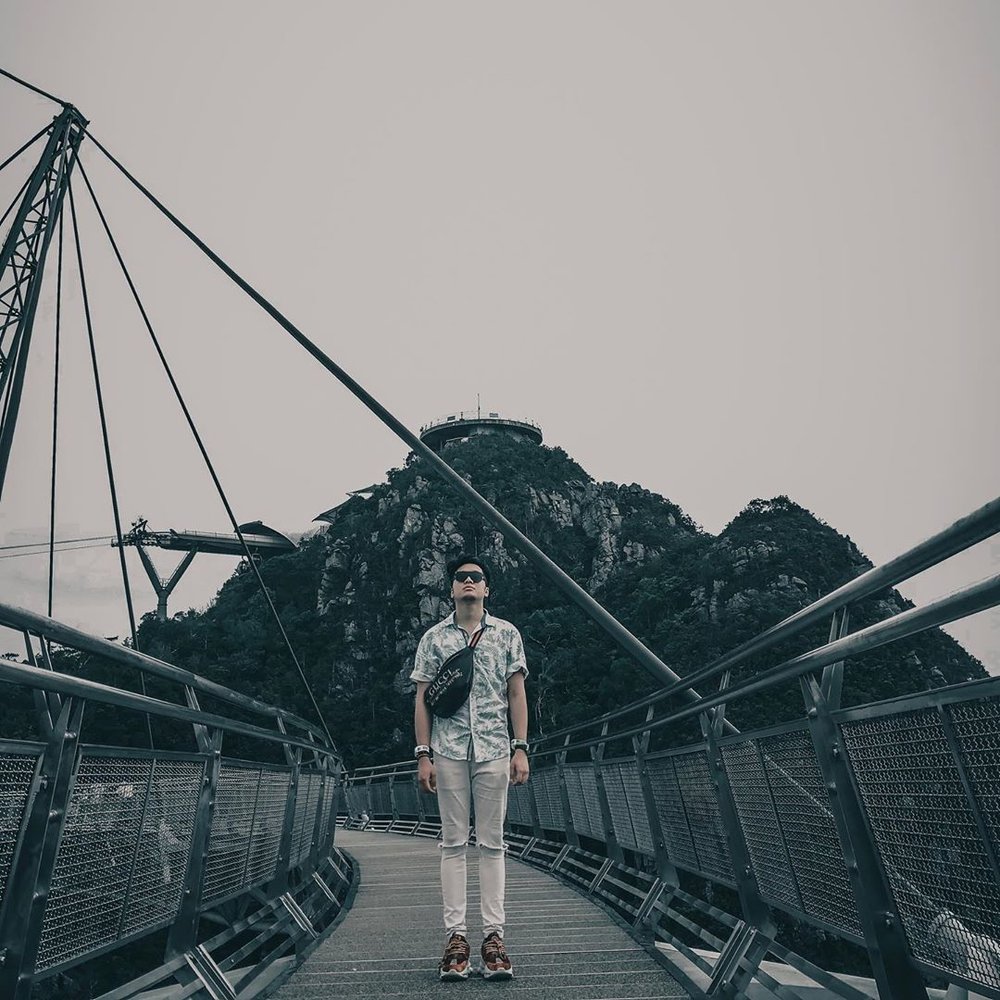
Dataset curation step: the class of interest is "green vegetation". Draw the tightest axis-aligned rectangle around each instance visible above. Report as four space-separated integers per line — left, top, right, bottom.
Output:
123 435 983 764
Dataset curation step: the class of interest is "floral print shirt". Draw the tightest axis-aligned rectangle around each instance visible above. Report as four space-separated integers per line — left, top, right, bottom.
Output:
410 610 528 762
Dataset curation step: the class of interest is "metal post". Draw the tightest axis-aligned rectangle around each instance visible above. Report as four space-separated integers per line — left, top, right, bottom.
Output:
23 630 58 738
325 758 343 852
633 705 680 895
555 737 580 849
591 724 624 864
270 750 302 896
415 768 427 825
388 772 399 826
307 762 328 872
821 607 850 709
165 730 222 960
526 769 544 840
182 685 211 754
0 697 84 1000
800 675 929 999
275 716 297 766
116 758 156 941
701 700 776 998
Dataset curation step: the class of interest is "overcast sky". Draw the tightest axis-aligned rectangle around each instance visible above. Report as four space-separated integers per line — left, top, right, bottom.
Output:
1 2 997 672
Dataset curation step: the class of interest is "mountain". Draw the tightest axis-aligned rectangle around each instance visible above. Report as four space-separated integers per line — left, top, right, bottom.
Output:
130 433 984 765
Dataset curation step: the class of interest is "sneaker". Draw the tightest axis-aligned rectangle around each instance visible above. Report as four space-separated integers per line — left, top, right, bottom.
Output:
481 932 513 979
440 933 471 980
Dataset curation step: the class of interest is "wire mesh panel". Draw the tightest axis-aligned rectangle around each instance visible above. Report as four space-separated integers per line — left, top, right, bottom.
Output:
315 777 335 850
121 758 201 939
0 749 42 909
760 728 861 937
564 765 593 838
322 781 340 847
507 782 530 826
37 755 152 972
647 754 699 871
532 768 563 831
842 707 1000 990
392 776 419 817
547 769 568 832
602 761 638 851
620 759 654 855
579 765 604 840
202 763 261 904
314 775 330 847
951 699 1000 865
344 784 367 816
291 771 322 867
369 779 392 817
723 738 802 912
672 749 733 884
419 786 440 819
245 768 291 888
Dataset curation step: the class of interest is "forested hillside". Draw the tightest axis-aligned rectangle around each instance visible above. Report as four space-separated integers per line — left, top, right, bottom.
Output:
124 434 984 765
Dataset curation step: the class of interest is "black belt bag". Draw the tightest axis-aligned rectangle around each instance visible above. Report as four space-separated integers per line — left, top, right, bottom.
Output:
424 627 484 718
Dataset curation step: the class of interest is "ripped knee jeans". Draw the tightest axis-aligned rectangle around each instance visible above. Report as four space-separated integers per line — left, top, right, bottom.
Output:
435 753 509 939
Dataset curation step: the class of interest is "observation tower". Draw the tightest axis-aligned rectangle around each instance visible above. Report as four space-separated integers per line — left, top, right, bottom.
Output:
418 403 542 453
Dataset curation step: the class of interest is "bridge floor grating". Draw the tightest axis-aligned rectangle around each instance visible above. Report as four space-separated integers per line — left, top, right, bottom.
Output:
270 829 691 999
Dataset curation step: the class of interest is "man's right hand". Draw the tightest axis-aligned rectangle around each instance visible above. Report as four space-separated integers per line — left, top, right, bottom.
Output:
418 756 437 794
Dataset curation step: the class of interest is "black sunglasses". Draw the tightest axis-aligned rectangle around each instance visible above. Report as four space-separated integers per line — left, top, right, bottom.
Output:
453 571 485 583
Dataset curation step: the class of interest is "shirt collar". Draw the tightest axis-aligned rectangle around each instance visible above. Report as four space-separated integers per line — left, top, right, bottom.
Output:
447 609 490 630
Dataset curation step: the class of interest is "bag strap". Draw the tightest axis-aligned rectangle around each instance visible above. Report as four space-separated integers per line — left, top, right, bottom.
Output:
469 625 486 649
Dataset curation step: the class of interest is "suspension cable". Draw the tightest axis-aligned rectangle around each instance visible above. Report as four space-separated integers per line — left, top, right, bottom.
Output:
48 200 64 616
0 66 69 109
81 128 724 730
0 542 110 560
0 123 51 177
67 175 154 749
75 157 336 751
0 534 112 552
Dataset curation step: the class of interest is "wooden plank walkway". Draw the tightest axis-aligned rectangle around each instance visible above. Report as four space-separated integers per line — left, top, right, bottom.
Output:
272 829 691 999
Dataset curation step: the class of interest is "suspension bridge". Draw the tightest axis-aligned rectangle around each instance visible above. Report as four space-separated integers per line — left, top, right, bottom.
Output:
1 68 999 1000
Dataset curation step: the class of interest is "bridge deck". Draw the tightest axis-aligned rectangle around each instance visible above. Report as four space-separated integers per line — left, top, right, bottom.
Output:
272 830 691 1000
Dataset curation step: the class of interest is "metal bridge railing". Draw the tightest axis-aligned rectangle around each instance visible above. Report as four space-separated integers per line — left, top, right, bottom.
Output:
0 602 351 1000
343 496 1000 1000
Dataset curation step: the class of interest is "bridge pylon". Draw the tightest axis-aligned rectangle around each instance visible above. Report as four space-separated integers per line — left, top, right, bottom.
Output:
0 105 86 498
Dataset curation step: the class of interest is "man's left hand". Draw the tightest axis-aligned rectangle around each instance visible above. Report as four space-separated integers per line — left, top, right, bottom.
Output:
510 749 530 785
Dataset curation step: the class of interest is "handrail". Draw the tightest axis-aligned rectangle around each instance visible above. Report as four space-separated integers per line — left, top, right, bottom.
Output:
531 494 1000 747
0 601 345 999
0 655 337 755
539 570 1000 756
0 601 327 742
418 412 541 433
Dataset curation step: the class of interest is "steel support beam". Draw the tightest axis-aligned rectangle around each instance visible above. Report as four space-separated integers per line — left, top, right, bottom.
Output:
0 108 85 498
166 731 222 960
702 701 776 998
633 706 680 894
800 676 929 999
555 740 580 848
591 726 624 865
270 751 302 896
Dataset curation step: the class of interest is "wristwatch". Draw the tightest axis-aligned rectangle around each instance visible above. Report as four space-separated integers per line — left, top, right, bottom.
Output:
510 739 529 754
414 744 431 761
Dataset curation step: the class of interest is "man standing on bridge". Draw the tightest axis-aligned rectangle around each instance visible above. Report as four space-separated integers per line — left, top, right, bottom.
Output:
411 553 531 980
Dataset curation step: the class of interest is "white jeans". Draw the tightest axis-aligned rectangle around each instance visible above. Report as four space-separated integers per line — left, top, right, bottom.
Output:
436 754 509 940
